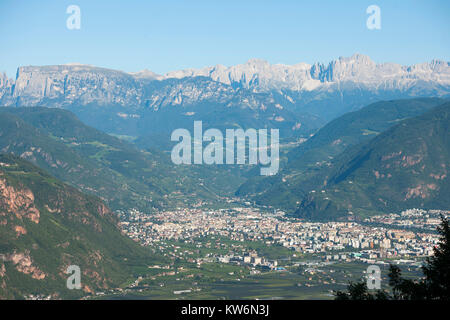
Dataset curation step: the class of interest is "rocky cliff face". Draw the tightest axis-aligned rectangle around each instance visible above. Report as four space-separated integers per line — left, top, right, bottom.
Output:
165 58 319 91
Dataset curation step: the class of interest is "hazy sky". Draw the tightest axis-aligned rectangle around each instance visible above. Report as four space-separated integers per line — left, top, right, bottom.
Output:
0 0 449 77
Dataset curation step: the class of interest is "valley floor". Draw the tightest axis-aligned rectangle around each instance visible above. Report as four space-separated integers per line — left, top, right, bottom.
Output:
85 201 446 300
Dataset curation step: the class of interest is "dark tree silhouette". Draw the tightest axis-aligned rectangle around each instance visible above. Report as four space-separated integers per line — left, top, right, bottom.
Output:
335 216 450 300
422 215 450 299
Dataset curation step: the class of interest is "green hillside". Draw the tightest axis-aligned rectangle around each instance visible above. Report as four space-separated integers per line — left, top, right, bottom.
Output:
296 102 450 220
0 154 163 299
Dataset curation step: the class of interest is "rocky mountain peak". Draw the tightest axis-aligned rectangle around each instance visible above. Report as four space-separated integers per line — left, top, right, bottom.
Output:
0 54 448 121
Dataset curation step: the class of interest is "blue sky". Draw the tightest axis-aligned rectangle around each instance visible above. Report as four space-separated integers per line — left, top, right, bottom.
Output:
0 0 449 77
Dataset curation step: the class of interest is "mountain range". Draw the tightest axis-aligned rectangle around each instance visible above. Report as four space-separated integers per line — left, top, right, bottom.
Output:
163 54 450 93
1 54 449 144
